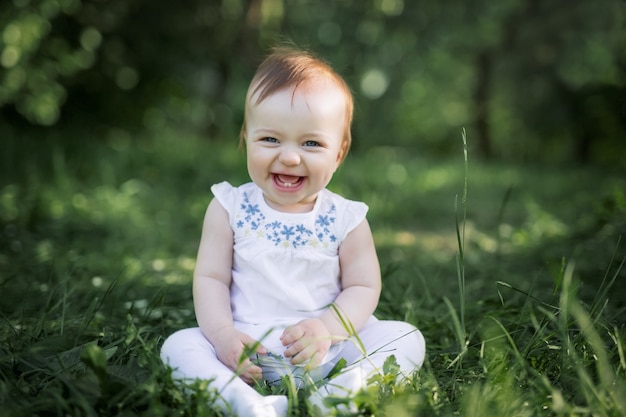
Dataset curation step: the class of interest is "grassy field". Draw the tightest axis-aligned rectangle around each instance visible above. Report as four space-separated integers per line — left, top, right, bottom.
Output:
1 131 625 416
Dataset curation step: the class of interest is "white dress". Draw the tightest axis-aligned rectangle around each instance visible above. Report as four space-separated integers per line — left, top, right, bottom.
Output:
211 181 368 326
211 181 369 372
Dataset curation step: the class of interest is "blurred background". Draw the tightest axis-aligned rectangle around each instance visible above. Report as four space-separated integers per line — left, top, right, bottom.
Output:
2 0 625 165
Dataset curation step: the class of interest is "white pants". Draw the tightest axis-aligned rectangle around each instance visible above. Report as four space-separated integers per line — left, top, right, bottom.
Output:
161 317 425 416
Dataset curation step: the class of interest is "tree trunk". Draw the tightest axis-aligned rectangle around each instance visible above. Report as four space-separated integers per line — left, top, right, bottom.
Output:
474 50 493 159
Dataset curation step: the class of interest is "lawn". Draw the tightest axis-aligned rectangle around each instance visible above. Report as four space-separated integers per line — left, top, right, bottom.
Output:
1 131 625 416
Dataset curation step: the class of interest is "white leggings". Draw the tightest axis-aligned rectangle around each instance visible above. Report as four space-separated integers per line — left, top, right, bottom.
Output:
161 317 425 416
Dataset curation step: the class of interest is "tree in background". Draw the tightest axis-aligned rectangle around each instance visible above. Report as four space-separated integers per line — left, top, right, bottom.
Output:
1 0 625 165
463 0 626 163
0 0 263 134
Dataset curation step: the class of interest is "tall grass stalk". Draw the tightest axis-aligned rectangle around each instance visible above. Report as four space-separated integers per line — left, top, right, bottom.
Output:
451 128 469 362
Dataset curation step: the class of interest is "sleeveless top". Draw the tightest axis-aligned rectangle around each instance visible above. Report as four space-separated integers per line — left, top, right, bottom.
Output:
211 181 368 326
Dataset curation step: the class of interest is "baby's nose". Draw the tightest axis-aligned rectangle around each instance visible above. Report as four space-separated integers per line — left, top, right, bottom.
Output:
278 148 301 166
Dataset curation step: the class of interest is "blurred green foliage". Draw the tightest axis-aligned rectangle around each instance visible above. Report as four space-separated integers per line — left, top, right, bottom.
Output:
1 0 625 164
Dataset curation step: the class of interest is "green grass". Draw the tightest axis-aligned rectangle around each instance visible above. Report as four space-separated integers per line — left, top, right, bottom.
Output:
1 130 625 416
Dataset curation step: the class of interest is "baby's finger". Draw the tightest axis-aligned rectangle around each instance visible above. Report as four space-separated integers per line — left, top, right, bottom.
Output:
289 344 318 365
241 335 267 355
246 341 267 355
305 349 325 369
281 325 304 346
238 360 263 384
283 340 303 358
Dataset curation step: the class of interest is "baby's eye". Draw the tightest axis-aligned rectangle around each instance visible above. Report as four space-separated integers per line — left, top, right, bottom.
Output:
262 137 278 143
303 140 320 147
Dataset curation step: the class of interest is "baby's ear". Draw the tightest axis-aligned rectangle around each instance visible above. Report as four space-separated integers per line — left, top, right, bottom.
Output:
238 125 247 150
336 142 348 165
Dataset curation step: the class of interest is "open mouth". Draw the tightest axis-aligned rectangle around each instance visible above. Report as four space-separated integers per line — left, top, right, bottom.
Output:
273 174 304 189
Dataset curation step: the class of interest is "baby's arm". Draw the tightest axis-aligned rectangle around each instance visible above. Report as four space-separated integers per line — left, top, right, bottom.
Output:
282 219 382 366
193 198 267 384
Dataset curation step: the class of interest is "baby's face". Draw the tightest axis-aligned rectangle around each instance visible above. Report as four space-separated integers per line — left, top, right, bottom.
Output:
244 81 347 213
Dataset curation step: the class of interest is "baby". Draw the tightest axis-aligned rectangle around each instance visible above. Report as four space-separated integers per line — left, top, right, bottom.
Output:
161 46 425 416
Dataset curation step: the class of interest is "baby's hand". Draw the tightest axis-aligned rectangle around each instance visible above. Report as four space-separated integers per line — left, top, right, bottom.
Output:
280 318 332 368
211 327 266 384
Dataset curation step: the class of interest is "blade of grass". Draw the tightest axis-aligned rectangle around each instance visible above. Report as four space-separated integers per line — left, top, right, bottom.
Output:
495 281 560 311
590 237 624 319
453 128 469 345
443 296 468 368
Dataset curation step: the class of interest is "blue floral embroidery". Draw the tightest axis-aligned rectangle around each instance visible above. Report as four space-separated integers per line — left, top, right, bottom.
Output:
281 225 295 240
245 204 260 217
235 191 337 248
269 221 281 230
316 215 330 227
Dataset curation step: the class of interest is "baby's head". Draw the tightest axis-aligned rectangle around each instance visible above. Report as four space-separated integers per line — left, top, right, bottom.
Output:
241 46 354 164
